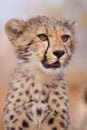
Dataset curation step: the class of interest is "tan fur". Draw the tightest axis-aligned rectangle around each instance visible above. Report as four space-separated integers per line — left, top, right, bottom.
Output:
4 16 77 130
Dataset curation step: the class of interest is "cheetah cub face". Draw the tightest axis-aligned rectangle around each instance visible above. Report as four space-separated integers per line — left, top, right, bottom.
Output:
5 16 76 73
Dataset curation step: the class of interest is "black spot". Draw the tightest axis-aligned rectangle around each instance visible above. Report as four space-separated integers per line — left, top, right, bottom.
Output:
31 83 35 87
54 111 58 116
29 99 38 103
19 127 23 130
41 90 46 95
61 115 65 120
29 111 33 116
11 95 14 98
6 109 10 114
63 92 66 95
10 127 15 130
16 110 22 115
23 74 27 77
19 92 23 96
26 77 29 82
41 100 45 103
34 89 39 93
59 122 65 128
19 31 23 35
25 90 29 95
4 120 8 124
37 109 42 115
13 108 16 111
3 107 6 112
6 93 10 98
35 100 38 103
67 113 69 118
17 80 20 82
56 103 60 107
13 88 18 91
52 127 57 130
16 99 21 102
45 84 49 88
6 101 11 106
61 86 66 89
28 103 33 108
13 103 16 106
65 99 69 103
22 120 29 128
62 109 67 114
52 84 57 88
64 102 67 106
45 97 49 102
21 84 24 88
9 114 14 120
52 99 57 103
48 118 54 125
59 96 64 100
54 92 60 95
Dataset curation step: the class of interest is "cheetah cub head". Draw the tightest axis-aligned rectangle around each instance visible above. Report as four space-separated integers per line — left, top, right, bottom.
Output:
5 16 77 74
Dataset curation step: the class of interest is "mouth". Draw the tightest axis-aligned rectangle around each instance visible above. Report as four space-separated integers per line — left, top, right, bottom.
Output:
42 61 61 69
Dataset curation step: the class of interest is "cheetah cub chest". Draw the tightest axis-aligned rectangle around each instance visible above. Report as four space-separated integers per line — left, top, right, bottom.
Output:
4 16 77 130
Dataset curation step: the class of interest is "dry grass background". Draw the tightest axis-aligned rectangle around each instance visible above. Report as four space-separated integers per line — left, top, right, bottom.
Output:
0 67 87 130
67 67 87 130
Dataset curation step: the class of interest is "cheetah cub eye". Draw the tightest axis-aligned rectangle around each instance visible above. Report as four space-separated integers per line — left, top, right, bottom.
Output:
61 34 70 42
38 34 48 41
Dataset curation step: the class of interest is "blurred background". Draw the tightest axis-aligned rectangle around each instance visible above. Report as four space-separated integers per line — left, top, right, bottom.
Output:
0 0 87 130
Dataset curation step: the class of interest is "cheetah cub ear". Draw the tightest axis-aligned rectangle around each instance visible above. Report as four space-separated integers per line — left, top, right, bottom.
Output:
64 20 77 31
5 19 26 42
68 20 77 28
68 20 78 32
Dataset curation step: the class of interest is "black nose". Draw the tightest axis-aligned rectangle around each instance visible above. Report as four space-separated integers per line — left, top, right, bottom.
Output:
53 50 65 58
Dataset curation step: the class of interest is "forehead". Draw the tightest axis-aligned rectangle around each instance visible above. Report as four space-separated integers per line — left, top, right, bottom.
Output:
36 25 71 37
27 16 71 36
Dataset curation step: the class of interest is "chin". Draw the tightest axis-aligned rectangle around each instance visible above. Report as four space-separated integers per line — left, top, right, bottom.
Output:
38 62 63 75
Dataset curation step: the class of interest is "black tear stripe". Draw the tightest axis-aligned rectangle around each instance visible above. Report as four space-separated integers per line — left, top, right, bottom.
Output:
42 38 50 63
41 27 50 63
27 36 38 47
27 40 34 46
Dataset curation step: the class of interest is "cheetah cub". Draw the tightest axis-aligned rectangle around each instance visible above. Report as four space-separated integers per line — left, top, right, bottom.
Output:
4 16 77 130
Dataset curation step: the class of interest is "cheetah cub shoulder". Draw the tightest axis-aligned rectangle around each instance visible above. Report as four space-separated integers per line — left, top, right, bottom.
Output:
4 16 77 130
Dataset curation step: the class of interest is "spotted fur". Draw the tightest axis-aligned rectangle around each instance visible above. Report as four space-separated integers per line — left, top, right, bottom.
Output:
3 16 77 130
